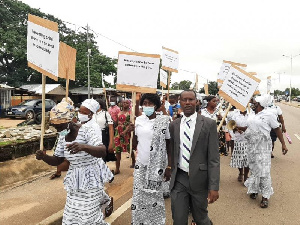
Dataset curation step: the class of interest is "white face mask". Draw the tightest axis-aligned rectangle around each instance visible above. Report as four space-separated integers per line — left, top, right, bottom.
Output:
78 112 90 122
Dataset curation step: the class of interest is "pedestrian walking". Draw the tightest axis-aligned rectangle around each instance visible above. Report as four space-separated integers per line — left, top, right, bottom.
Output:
36 98 113 224
169 90 220 225
131 93 171 225
236 94 288 208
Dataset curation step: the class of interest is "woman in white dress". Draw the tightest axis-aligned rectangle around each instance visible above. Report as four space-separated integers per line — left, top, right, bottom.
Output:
130 93 171 225
229 110 249 182
36 99 113 224
236 95 288 208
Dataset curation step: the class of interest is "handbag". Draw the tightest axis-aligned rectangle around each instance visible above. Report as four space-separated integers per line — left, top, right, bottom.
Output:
103 111 117 162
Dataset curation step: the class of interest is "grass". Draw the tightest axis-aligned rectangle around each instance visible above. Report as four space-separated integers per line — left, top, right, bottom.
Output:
0 139 27 147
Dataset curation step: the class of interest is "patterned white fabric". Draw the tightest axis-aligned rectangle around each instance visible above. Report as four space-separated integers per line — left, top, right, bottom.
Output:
230 141 249 168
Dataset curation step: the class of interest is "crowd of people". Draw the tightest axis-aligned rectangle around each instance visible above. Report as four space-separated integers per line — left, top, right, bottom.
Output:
35 90 288 225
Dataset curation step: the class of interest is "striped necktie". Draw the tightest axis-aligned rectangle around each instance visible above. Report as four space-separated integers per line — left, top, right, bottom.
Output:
182 119 191 170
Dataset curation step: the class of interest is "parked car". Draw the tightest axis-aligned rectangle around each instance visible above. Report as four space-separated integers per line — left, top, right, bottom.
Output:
5 99 56 120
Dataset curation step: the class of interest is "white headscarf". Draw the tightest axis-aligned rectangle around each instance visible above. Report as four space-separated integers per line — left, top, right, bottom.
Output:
255 94 271 108
81 99 100 113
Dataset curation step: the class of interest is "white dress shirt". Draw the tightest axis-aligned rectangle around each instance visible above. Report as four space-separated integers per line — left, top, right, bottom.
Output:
178 112 197 172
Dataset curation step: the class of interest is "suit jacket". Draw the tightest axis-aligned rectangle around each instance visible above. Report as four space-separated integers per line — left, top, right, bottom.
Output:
169 114 220 192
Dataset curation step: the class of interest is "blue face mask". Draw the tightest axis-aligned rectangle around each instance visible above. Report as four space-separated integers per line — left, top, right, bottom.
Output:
143 106 155 116
58 129 70 137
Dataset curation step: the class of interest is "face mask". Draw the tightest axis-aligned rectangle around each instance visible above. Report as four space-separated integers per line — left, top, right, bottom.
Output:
143 106 155 116
110 102 116 106
58 129 70 137
78 112 90 122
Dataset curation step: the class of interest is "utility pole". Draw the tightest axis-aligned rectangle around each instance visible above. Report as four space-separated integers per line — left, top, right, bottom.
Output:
87 24 91 98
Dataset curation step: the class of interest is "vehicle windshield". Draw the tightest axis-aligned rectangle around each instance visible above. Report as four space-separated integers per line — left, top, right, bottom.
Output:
19 100 36 106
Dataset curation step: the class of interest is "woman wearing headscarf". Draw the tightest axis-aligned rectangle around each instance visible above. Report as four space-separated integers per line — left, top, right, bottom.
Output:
236 94 288 208
130 93 171 225
36 98 113 224
201 95 228 156
229 109 250 182
113 98 135 174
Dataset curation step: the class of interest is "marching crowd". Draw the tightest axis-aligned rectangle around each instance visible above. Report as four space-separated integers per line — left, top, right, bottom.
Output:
35 90 288 225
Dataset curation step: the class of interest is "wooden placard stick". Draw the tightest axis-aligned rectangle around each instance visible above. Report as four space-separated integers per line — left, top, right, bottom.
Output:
129 92 137 161
217 103 232 132
65 70 69 99
40 74 46 151
167 71 171 102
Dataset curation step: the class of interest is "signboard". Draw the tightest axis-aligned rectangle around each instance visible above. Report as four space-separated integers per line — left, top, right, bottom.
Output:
267 76 271 94
219 65 260 111
217 60 247 85
58 42 76 81
160 69 168 88
204 84 209 95
161 47 179 73
27 14 59 80
116 51 160 93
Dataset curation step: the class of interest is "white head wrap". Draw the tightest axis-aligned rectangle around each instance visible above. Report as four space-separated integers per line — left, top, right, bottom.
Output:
255 94 271 108
81 99 100 113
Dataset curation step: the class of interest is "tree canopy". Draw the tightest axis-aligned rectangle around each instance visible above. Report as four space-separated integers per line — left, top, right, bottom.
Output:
0 0 117 88
171 80 192 90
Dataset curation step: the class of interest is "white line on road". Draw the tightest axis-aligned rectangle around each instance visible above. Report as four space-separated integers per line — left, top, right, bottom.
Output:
294 134 300 141
106 198 132 224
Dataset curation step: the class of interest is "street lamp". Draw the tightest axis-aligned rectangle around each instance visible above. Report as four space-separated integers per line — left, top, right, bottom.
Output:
282 54 300 103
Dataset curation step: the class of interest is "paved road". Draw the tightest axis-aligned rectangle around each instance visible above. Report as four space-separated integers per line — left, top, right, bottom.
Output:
0 102 299 225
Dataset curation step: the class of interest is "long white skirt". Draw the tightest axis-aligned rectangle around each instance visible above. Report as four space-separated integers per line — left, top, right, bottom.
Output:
131 163 166 225
244 133 274 199
63 188 110 225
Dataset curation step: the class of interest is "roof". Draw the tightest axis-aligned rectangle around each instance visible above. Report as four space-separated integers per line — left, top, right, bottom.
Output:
70 87 116 95
0 84 14 89
20 84 65 95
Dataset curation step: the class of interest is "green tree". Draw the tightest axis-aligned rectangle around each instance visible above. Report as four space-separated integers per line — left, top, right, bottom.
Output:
171 80 192 90
208 81 218 95
0 0 116 88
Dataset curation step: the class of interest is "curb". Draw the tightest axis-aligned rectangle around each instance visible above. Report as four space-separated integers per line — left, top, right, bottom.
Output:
37 209 63 225
280 102 300 108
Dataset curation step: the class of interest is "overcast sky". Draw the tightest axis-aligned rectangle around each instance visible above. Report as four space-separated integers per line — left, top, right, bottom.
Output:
21 0 300 93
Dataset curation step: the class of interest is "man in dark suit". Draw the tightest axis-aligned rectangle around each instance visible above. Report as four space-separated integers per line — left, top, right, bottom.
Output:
169 90 220 225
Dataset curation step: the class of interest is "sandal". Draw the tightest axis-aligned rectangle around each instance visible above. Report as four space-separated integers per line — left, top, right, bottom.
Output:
260 199 268 208
105 197 114 217
49 173 61 180
238 174 243 182
250 193 258 199
191 220 197 225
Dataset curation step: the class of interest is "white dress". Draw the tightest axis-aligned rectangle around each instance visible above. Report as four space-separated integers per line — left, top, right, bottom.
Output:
244 110 279 199
54 124 113 225
230 112 249 168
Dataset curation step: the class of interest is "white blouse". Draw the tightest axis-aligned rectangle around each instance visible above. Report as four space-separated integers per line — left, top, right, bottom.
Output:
94 110 114 130
247 109 279 136
135 114 170 166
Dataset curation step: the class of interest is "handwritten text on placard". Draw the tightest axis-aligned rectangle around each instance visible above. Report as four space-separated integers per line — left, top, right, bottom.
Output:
220 66 259 107
27 21 59 76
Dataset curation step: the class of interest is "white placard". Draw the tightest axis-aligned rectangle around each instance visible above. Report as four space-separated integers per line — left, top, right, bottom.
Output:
117 53 160 89
160 69 168 87
267 76 272 93
162 47 179 72
27 21 59 77
220 66 260 108
218 62 231 82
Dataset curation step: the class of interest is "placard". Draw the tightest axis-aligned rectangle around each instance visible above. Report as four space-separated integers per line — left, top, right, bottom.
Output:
204 84 209 95
27 14 59 80
116 51 160 93
217 60 247 85
160 69 168 88
219 65 260 111
58 42 76 81
267 76 271 93
161 47 179 73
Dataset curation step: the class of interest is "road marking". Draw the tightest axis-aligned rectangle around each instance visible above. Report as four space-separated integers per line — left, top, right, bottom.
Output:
105 198 132 224
294 134 300 141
